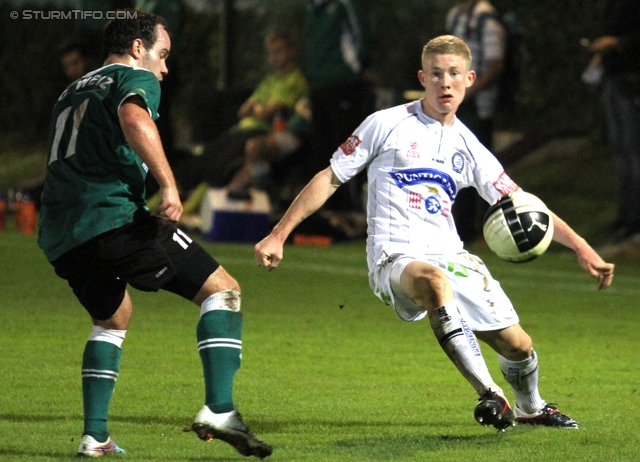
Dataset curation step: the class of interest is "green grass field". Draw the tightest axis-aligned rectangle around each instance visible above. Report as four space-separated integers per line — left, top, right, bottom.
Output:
1 227 639 461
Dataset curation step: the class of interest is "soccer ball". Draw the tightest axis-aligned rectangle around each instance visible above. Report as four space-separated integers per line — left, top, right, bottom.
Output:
482 191 554 263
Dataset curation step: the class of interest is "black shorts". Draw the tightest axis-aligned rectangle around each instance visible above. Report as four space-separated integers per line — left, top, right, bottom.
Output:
51 215 219 320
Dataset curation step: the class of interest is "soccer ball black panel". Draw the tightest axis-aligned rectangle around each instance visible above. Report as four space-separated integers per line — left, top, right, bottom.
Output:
482 192 554 263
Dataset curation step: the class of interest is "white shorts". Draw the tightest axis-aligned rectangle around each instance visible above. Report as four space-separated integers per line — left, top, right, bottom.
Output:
369 252 519 331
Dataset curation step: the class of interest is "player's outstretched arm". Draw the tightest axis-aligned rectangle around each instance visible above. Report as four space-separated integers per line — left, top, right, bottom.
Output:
550 212 614 291
120 96 182 223
255 166 342 271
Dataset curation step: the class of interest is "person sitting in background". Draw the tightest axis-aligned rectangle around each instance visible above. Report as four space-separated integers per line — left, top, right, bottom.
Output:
235 30 309 135
226 96 312 197
150 30 309 216
175 96 312 230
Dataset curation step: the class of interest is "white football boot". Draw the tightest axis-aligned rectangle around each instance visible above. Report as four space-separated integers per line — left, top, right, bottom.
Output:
192 405 272 458
77 435 126 457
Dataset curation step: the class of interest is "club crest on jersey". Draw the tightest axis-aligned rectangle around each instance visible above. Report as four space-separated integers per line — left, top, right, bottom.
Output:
425 196 442 214
389 168 457 200
340 135 361 156
493 171 519 195
452 152 465 173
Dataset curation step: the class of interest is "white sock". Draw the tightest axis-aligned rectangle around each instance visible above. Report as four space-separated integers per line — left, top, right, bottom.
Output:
429 300 499 396
200 290 241 317
88 326 126 348
499 349 546 413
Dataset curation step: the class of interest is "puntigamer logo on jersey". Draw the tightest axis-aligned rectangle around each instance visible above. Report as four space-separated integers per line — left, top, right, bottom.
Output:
389 168 457 200
340 135 361 156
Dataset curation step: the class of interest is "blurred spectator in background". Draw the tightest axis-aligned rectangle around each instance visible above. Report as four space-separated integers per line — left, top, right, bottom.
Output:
446 0 506 245
590 0 640 245
149 30 309 217
234 31 309 140
60 42 92 81
15 41 98 210
226 96 312 198
305 0 374 212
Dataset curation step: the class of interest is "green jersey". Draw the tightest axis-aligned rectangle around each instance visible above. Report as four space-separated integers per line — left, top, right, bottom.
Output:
38 64 161 262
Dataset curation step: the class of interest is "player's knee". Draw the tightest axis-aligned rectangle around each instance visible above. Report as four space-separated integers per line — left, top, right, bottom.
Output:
410 265 452 310
221 276 241 294
502 332 533 361
211 266 240 291
193 266 240 306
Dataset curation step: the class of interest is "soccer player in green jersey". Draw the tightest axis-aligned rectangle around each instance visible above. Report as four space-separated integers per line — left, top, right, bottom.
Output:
38 10 271 459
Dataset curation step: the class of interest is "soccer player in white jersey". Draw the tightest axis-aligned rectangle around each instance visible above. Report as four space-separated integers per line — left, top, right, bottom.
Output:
255 35 615 430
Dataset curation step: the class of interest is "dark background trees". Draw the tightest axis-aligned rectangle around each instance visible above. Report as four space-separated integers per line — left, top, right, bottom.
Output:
0 0 608 146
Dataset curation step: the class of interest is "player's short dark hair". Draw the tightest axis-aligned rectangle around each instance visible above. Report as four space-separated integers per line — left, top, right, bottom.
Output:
103 9 169 57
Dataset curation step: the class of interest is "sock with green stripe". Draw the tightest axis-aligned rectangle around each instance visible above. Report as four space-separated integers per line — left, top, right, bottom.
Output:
81 327 125 442
197 290 243 413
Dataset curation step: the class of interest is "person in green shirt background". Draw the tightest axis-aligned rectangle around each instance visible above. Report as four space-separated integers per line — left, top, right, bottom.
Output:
154 30 309 211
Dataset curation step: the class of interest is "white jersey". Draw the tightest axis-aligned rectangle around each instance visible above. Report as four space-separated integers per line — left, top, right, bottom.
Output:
329 100 520 273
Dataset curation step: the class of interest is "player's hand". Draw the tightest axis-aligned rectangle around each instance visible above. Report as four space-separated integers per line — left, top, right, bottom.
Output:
157 186 183 223
576 245 614 291
255 235 283 272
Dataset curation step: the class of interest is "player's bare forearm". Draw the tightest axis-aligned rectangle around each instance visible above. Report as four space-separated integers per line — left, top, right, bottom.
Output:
273 167 341 239
119 97 182 222
551 212 614 290
255 166 341 270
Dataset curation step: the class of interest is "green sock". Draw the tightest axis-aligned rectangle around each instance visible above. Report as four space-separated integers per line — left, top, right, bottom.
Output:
82 340 122 442
197 310 243 413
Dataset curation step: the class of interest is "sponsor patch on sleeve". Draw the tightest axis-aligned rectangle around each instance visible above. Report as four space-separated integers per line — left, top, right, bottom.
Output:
340 135 361 156
493 171 519 195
